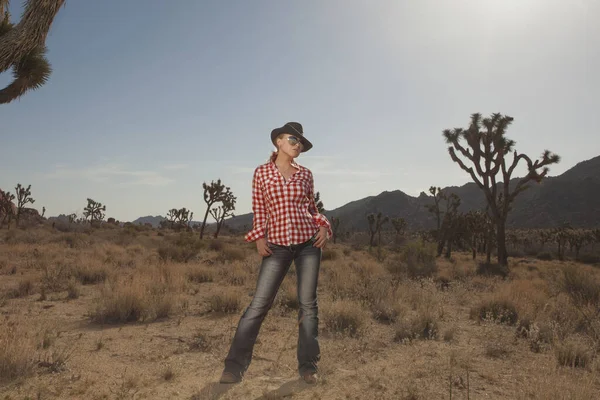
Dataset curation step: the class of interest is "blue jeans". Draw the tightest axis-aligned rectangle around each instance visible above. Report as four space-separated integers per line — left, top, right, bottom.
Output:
224 236 322 378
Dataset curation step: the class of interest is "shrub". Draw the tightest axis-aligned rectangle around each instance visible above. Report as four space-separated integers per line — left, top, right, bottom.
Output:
89 274 177 324
536 252 553 261
0 323 36 383
323 300 367 338
472 298 518 325
157 233 204 263
207 290 241 313
322 248 338 261
476 262 509 278
389 240 437 278
555 341 592 369
394 311 439 342
561 265 600 307
187 267 214 283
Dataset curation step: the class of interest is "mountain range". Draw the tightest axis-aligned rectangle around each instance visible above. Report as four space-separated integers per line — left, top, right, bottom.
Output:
132 155 600 232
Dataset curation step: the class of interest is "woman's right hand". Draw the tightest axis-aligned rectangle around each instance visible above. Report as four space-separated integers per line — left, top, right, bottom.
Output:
256 238 273 257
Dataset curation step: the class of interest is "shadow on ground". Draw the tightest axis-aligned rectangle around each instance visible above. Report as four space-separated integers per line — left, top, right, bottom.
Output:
192 382 235 400
253 378 312 399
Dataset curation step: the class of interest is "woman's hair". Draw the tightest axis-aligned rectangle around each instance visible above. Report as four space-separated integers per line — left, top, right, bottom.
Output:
267 133 286 162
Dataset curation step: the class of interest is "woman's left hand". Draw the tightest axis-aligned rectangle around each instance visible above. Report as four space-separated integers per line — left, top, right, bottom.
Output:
313 227 329 248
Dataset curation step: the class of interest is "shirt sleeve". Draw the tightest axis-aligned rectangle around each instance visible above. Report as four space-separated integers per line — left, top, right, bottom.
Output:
244 167 268 242
307 170 333 238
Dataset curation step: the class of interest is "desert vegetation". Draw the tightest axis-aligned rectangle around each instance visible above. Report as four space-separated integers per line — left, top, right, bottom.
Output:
0 222 599 399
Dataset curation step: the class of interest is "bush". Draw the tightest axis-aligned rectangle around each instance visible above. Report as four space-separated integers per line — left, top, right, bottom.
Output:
561 265 600 307
157 233 204 263
187 267 214 283
89 274 177 324
322 248 338 261
472 298 518 325
476 262 509 278
536 252 553 261
0 323 36 383
207 290 241 313
555 341 592 369
388 240 437 278
394 311 439 342
323 300 367 338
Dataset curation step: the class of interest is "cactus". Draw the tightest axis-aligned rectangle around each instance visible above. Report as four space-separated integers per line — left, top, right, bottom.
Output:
443 113 560 267
14 183 34 227
0 0 65 104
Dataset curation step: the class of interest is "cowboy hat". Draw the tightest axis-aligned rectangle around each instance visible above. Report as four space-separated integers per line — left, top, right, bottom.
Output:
270 122 313 152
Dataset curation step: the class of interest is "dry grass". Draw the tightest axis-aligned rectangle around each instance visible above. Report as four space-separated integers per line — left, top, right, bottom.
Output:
0 227 599 399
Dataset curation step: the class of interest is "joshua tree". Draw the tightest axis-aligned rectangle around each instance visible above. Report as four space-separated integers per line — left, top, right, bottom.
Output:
83 198 106 225
367 212 389 249
424 186 445 232
436 193 461 258
331 216 341 244
0 189 15 229
166 208 178 229
314 191 325 214
210 189 236 238
391 217 407 243
200 179 228 239
14 183 34 227
443 113 559 267
0 0 65 104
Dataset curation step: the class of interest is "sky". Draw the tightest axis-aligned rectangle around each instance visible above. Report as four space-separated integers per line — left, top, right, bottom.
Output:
1 0 598 222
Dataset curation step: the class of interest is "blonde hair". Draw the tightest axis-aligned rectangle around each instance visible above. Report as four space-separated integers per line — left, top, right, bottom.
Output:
268 133 286 162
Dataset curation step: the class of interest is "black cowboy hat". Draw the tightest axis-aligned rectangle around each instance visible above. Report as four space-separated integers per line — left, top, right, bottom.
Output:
270 122 313 152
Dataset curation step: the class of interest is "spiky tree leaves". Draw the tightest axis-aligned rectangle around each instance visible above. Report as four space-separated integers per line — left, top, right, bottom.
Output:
166 207 191 231
391 217 407 243
14 183 34 227
210 189 236 238
200 179 229 239
443 113 560 266
0 188 15 229
367 212 389 248
424 186 445 232
0 0 64 104
331 216 341 244
83 198 106 225
314 191 325 214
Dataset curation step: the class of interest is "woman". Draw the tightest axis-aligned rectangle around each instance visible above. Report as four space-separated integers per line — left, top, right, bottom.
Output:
220 122 332 385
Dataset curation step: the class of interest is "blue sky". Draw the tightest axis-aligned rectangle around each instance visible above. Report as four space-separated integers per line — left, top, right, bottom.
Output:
1 0 598 222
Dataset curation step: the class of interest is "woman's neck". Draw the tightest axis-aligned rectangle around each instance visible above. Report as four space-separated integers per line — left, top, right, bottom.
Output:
275 152 294 168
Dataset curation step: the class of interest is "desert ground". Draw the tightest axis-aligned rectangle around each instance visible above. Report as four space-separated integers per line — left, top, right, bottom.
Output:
1 225 599 400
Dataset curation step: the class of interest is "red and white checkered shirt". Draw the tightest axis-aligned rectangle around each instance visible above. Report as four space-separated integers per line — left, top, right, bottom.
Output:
244 161 332 246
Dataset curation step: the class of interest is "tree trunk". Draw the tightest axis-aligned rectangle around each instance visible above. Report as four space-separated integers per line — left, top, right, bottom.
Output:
199 205 212 239
496 220 508 266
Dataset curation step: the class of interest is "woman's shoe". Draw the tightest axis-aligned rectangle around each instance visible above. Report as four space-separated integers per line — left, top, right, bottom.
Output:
302 372 318 384
219 371 242 384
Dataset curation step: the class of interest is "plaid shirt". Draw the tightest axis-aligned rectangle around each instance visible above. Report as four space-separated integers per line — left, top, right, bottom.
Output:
244 161 332 246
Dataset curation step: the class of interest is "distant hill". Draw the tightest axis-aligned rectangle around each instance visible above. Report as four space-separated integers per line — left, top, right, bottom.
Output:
131 215 167 227
214 154 600 233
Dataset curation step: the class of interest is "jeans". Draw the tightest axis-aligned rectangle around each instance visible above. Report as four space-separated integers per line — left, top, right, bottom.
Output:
224 236 322 377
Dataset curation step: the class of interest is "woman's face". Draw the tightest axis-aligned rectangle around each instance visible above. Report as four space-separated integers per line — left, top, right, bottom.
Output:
277 134 304 158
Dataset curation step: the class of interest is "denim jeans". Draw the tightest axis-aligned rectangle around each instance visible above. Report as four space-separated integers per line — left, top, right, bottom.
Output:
224 236 322 378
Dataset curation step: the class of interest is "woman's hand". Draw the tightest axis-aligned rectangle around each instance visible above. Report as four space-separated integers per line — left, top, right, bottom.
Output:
313 227 329 248
256 238 273 257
